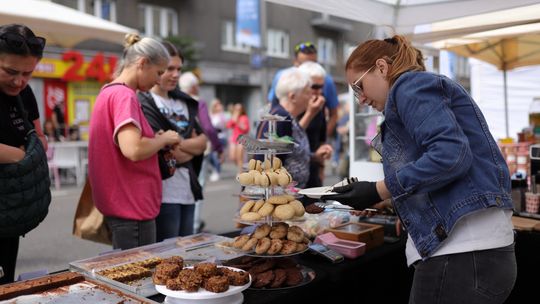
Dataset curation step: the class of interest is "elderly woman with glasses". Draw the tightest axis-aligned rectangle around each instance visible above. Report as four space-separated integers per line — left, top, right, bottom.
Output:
0 24 50 284
323 35 516 304
256 67 330 190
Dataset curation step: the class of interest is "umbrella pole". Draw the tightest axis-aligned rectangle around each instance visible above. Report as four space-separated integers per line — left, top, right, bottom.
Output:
503 69 509 138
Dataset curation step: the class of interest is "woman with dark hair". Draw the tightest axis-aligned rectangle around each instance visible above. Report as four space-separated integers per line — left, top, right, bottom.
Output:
0 24 50 284
323 35 516 304
138 41 207 240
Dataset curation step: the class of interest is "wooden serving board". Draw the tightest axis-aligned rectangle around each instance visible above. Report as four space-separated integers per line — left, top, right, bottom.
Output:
512 216 540 231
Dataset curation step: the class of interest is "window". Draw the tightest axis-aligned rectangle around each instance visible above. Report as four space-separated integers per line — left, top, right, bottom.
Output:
343 42 355 64
266 29 289 58
57 0 117 22
317 38 336 66
221 21 250 53
138 4 178 38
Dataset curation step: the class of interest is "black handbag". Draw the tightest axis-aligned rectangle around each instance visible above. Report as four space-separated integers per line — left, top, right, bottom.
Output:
0 96 51 237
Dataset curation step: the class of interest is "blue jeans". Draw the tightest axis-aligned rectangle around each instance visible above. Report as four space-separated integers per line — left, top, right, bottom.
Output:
409 243 516 304
105 217 156 250
155 203 195 242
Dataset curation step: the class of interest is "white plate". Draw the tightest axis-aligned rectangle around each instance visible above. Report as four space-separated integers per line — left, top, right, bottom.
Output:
298 186 337 198
155 266 251 300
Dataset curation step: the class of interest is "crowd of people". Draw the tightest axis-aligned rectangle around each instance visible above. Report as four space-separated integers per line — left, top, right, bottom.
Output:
0 21 517 304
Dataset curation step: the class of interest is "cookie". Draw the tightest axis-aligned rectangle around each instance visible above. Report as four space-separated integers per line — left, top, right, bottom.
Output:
255 160 262 171
273 204 295 220
248 159 257 171
288 200 305 217
251 199 265 212
266 239 283 255
287 226 305 242
255 237 272 254
257 202 275 217
268 195 288 205
241 237 259 252
262 159 272 171
233 234 250 249
239 200 255 215
272 157 282 170
258 172 271 187
252 223 271 239
237 172 253 186
241 212 262 221
277 172 292 187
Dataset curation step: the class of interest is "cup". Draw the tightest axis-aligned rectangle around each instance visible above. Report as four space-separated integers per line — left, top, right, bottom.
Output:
525 192 540 214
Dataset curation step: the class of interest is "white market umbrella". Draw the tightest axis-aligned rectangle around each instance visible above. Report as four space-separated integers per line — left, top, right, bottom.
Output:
0 0 137 48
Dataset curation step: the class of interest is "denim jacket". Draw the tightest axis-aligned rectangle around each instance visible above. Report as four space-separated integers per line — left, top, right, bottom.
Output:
382 71 512 258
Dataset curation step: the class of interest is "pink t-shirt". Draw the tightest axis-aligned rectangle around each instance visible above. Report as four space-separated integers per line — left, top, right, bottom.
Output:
88 84 161 221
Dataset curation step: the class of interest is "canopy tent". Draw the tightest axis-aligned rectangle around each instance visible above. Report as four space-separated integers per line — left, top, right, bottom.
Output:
0 0 137 48
411 3 540 138
264 0 540 34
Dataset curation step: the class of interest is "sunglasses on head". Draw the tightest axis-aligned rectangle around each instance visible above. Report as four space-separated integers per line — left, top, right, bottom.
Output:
0 32 46 57
311 84 324 90
294 41 316 53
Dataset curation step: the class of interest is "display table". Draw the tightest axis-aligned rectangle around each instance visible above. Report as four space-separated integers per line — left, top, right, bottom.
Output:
148 232 412 304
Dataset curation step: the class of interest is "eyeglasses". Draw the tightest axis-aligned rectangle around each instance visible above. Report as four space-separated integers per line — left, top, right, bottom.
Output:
311 84 324 90
351 65 374 100
294 41 317 54
0 32 46 57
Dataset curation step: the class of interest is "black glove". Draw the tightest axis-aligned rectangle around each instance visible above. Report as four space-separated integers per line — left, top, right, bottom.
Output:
322 181 382 210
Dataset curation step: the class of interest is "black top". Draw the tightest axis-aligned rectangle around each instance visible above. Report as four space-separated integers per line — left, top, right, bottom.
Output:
0 86 39 147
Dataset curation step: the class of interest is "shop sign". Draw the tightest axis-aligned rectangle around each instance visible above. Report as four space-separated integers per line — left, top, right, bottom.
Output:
33 50 117 82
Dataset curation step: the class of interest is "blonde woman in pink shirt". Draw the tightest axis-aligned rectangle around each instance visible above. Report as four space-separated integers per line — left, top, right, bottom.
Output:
226 103 249 173
88 34 181 250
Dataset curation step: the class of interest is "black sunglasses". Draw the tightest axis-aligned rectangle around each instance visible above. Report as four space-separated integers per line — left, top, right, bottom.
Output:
311 84 324 90
0 32 46 56
294 41 317 53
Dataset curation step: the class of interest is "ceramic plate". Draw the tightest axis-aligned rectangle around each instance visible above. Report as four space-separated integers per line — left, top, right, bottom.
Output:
298 186 337 198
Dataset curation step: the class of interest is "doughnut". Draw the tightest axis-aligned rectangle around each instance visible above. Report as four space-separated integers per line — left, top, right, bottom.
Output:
255 237 271 254
233 234 250 249
251 199 265 212
266 239 283 255
241 237 259 251
273 204 295 220
252 223 271 239
237 172 253 186
241 212 262 221
267 195 288 205
288 200 305 217
248 159 257 170
239 200 255 215
287 226 305 242
279 240 297 255
257 202 274 217
269 223 288 239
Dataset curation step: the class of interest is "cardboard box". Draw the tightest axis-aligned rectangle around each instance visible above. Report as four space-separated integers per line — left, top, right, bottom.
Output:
325 222 384 251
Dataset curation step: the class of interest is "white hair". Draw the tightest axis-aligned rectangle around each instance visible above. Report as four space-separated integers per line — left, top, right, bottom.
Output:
275 67 311 102
179 71 199 92
298 61 326 79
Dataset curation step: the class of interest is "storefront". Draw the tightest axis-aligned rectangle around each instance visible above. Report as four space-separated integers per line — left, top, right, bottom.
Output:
30 49 119 140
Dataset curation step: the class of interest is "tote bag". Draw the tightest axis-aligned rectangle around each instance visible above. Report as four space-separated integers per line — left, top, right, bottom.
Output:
72 179 112 245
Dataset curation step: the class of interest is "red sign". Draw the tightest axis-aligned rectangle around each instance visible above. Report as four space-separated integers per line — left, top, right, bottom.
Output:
61 50 117 82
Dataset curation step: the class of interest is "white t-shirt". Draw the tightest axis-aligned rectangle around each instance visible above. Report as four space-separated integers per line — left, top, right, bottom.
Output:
151 93 195 205
406 208 514 266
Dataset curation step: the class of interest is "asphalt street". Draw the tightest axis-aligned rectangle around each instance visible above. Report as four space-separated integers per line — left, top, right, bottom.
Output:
15 162 340 279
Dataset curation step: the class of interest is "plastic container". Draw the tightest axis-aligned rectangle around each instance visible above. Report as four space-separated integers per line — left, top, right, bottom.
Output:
314 232 366 259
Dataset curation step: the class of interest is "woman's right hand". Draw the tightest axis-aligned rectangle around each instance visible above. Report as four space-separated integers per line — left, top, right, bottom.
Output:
157 130 181 146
